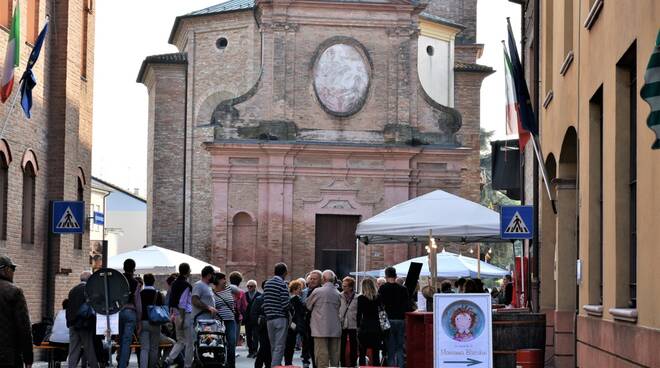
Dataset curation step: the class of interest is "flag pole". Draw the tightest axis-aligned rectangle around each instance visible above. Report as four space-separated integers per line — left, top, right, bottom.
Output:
0 88 22 140
530 134 557 214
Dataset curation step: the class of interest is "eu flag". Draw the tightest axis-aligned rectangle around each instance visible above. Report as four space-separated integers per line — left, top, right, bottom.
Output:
506 18 538 136
20 21 48 119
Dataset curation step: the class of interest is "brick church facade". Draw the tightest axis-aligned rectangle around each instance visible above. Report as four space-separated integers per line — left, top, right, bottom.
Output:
139 0 491 281
0 0 95 320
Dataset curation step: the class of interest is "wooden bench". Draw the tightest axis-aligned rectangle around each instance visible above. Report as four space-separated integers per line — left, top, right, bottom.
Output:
34 342 68 368
35 340 174 368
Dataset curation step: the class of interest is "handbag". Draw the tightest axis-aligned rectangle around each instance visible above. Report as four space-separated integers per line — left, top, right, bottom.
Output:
147 290 170 325
378 304 391 331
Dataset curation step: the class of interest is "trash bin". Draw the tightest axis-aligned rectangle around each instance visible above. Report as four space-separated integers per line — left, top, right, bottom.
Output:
493 312 545 367
515 348 544 368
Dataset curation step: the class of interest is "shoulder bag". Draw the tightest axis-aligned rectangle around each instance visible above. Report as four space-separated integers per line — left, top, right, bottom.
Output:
378 303 391 331
147 290 170 325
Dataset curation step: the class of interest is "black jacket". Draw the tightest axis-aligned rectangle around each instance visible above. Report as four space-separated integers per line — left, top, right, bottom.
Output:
245 291 261 326
378 282 413 320
141 288 164 321
249 294 265 327
0 278 33 367
168 276 192 309
289 295 306 334
66 282 90 329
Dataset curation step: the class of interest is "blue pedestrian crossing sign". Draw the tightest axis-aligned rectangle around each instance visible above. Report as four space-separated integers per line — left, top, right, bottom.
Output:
500 205 534 240
52 201 85 234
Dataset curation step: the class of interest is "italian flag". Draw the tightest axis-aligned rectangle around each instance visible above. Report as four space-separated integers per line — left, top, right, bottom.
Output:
503 45 530 151
1 3 20 103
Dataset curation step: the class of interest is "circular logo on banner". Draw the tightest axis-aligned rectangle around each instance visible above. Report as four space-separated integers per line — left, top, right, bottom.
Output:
313 43 370 116
441 300 486 342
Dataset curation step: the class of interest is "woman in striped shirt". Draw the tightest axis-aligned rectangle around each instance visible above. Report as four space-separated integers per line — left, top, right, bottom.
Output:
212 272 237 368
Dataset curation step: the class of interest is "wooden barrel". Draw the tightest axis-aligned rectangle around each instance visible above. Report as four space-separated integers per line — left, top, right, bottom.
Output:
492 312 546 368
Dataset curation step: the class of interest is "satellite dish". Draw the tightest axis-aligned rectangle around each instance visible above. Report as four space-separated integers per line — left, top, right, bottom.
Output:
86 268 130 315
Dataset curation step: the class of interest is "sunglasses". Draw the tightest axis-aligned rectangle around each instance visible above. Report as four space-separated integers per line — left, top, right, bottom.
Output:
1 265 16 271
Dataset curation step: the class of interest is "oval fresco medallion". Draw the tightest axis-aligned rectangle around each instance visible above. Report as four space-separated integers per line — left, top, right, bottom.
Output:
313 43 370 116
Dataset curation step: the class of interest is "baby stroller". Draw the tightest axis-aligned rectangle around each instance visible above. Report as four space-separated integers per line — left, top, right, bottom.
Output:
193 317 227 368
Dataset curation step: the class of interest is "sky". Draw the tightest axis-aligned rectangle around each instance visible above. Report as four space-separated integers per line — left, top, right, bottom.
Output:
91 0 521 196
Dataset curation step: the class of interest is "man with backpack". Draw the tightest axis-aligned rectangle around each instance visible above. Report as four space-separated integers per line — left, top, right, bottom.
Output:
66 271 98 368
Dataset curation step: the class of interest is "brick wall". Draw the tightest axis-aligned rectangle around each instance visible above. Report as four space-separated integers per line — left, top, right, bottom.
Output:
143 64 187 251
142 0 489 281
424 0 477 44
0 0 95 322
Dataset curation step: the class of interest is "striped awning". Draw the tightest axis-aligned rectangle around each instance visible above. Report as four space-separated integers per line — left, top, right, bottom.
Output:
641 30 660 150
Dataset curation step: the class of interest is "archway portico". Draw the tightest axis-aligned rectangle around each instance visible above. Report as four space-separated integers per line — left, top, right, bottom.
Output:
551 127 579 368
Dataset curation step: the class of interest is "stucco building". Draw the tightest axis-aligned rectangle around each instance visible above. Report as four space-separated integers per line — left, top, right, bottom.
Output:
0 0 95 321
90 177 147 257
514 0 660 366
138 0 492 281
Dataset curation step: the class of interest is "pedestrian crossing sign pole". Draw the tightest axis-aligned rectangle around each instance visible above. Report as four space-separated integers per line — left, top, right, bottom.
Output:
51 201 85 234
500 205 534 240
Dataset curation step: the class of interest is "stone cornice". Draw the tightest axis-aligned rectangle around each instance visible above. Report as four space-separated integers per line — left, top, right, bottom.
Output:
260 22 299 33
204 141 474 158
386 25 419 37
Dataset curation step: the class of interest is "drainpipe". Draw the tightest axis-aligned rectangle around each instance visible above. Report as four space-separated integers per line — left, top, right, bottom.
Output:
102 191 110 267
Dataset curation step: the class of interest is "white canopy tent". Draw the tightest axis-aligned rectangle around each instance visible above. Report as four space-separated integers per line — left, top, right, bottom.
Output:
108 245 220 275
355 189 501 244
351 251 509 279
354 190 504 288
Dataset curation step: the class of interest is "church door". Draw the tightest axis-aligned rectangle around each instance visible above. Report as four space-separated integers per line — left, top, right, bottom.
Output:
315 214 360 278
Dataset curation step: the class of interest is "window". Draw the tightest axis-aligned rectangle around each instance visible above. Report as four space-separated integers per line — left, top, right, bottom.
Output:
628 55 637 309
81 0 90 78
21 162 36 244
544 0 554 97
26 0 39 44
588 86 603 305
216 37 228 50
615 43 636 309
0 0 11 29
0 154 7 241
74 178 84 250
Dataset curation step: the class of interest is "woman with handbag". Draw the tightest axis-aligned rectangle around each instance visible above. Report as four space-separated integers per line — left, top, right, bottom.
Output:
356 278 383 366
212 272 238 368
139 273 166 368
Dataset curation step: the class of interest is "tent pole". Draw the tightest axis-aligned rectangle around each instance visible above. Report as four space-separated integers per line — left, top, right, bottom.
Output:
429 229 436 291
355 238 360 292
477 243 481 279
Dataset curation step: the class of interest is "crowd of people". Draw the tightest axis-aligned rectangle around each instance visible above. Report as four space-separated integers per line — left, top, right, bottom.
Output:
0 253 514 368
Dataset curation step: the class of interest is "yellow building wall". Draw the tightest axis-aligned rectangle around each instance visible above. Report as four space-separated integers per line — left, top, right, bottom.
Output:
540 0 660 330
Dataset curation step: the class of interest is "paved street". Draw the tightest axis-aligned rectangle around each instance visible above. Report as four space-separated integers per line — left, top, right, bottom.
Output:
34 346 304 368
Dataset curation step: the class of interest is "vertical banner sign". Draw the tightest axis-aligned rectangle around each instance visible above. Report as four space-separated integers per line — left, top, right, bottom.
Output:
434 294 493 368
